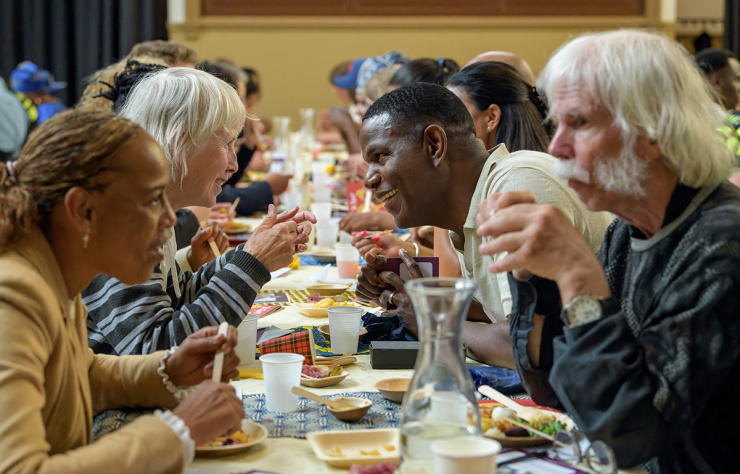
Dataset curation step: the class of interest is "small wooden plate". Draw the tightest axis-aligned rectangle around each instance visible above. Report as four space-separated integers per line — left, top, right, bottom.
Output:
300 371 349 388
307 428 399 468
195 420 268 457
306 284 350 297
291 303 328 318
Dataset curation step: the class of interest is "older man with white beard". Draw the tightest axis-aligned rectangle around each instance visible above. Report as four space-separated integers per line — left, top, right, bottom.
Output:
475 30 740 472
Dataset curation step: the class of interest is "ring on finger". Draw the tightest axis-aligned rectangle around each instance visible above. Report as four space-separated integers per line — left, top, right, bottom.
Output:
388 291 396 305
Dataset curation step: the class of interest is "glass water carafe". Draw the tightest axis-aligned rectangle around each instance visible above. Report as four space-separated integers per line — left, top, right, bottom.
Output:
399 278 481 474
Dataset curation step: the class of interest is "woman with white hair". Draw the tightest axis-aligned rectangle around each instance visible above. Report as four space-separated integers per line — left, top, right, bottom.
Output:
83 67 315 355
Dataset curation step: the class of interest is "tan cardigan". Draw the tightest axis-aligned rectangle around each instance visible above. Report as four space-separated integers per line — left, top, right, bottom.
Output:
0 229 184 473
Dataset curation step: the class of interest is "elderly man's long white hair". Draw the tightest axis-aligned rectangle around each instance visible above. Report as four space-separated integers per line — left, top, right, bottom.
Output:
539 29 734 188
118 67 246 185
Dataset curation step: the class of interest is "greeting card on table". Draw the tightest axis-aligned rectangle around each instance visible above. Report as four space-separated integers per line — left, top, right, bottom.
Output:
248 305 282 318
384 256 439 310
346 181 365 213
254 291 290 304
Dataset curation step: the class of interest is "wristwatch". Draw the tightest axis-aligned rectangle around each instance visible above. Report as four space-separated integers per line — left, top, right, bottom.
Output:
561 294 604 327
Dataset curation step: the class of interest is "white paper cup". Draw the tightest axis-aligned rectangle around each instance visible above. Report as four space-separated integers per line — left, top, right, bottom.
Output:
327 306 363 354
310 202 332 223
431 436 501 474
235 315 259 367
260 353 305 412
334 243 360 279
316 223 339 249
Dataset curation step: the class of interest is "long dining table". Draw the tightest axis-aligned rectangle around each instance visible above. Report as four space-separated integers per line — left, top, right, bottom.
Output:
188 262 412 474
188 216 648 474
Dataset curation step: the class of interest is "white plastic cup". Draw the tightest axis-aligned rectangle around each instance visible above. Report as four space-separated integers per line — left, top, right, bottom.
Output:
282 191 301 211
334 243 360 279
260 353 305 412
327 306 363 354
310 202 332 223
316 223 339 249
431 436 502 474
235 315 259 367
430 392 469 424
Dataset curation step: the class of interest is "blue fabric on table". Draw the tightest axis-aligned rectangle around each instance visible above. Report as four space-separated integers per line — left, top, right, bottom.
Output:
297 254 323 265
468 365 523 395
359 313 416 343
242 391 401 438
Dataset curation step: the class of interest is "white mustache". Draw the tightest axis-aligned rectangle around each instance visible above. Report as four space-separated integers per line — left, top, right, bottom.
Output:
552 159 591 184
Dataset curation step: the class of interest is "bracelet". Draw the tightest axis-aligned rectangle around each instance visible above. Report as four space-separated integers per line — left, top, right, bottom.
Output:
157 347 195 402
412 242 419 257
154 409 195 466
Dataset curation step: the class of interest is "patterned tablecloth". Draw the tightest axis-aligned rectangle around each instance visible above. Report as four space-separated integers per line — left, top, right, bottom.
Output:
242 391 400 438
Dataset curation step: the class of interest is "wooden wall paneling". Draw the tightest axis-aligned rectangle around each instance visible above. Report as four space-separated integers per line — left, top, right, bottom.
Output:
202 0 351 16
201 0 645 17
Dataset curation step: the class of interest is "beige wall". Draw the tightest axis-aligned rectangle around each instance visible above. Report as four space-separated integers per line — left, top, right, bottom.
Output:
169 8 672 127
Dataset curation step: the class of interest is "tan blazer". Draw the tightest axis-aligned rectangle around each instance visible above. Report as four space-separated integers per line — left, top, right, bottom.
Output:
0 228 184 473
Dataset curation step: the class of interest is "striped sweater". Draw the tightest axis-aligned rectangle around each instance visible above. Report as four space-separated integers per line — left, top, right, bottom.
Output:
83 244 270 355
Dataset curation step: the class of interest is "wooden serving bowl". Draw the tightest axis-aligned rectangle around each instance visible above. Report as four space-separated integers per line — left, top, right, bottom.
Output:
374 378 411 404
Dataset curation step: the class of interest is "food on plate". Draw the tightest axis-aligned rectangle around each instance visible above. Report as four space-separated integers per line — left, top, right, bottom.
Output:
359 449 381 456
312 298 364 309
480 406 567 438
327 446 345 457
328 397 366 411
301 363 342 379
225 221 249 232
201 429 250 447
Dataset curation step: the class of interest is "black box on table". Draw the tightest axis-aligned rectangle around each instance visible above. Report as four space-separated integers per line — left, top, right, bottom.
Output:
370 340 420 369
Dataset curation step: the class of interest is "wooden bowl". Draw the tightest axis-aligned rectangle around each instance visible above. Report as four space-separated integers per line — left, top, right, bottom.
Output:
375 378 411 404
327 397 372 422
306 284 350 297
318 324 368 343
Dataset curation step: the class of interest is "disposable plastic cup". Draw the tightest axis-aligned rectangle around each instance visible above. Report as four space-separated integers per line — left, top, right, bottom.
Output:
431 436 501 474
282 192 301 211
260 353 305 412
313 186 331 203
327 306 363 354
316 223 339 249
334 243 360 279
235 315 259 367
430 391 469 423
310 202 332 223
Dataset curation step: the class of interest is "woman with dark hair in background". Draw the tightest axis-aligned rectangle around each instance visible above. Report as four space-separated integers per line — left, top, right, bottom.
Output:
387 56 459 90
445 60 550 153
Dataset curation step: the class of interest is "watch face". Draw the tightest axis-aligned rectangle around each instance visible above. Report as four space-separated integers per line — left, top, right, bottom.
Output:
568 295 602 326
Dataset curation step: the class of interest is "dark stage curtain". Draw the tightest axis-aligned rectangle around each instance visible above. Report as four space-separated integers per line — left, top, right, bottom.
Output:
0 0 167 107
726 0 740 55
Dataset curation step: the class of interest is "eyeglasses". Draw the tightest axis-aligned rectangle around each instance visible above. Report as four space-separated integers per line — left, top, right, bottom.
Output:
547 430 617 474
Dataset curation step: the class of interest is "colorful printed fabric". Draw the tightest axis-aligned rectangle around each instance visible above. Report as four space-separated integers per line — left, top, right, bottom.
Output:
258 329 315 364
